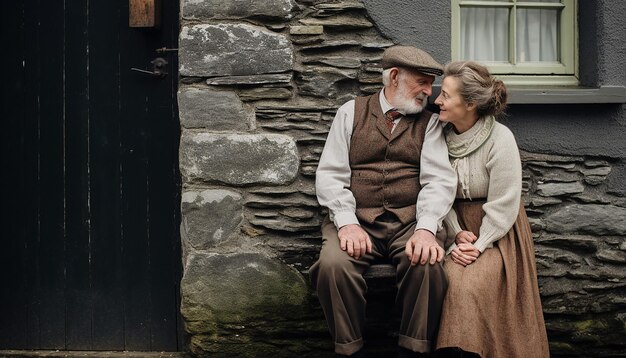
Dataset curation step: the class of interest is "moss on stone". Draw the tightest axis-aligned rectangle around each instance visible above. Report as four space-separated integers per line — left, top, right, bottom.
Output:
182 251 326 356
181 252 310 325
548 341 577 354
574 319 608 332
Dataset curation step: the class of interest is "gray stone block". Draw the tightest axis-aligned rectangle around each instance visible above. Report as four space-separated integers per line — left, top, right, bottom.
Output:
181 189 243 249
289 25 324 35
178 88 249 130
303 56 362 69
206 73 293 86
596 249 626 264
180 132 299 185
180 24 293 77
316 2 365 11
580 166 612 176
544 204 626 235
535 234 598 252
299 15 373 29
300 40 361 51
297 67 358 98
182 0 296 20
180 252 309 332
537 182 585 196
238 87 292 101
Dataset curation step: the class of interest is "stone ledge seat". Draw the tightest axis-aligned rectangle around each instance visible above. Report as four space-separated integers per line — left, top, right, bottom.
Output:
363 262 399 356
363 263 396 279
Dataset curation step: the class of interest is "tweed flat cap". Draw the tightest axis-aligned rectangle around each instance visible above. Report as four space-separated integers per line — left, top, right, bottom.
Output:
381 45 444 76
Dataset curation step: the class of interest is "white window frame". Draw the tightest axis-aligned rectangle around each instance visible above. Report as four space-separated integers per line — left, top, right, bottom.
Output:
451 0 579 86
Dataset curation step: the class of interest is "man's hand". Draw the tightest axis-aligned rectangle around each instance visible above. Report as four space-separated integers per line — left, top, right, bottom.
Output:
405 229 444 266
450 243 481 267
338 224 372 259
455 230 477 245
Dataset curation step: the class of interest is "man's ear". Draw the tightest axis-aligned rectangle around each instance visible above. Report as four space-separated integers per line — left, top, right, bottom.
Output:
389 67 400 86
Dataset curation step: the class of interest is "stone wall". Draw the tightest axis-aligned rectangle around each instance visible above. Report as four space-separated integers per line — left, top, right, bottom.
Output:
520 152 626 356
177 1 626 357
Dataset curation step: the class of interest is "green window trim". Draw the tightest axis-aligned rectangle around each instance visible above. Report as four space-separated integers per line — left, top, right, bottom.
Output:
430 85 626 104
451 0 579 86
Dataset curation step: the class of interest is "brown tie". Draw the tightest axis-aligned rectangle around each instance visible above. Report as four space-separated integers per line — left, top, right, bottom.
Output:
385 109 402 131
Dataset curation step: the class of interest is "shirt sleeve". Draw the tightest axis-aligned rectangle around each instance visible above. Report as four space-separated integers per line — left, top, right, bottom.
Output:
473 126 522 252
416 114 458 234
315 100 359 229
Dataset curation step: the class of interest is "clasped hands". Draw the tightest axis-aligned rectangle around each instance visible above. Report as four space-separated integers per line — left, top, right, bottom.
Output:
338 224 445 266
450 230 481 267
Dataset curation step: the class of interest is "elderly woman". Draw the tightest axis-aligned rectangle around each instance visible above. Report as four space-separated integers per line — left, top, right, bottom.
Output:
433 61 549 358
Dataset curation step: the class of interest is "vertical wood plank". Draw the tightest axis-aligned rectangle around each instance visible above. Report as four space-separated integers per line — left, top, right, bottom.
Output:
65 0 93 350
22 0 44 348
120 0 180 349
89 0 125 349
120 0 152 347
37 0 67 349
147 0 182 349
1 0 181 350
0 0 30 348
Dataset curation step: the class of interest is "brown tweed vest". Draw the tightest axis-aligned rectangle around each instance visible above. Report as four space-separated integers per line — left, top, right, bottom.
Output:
349 91 431 225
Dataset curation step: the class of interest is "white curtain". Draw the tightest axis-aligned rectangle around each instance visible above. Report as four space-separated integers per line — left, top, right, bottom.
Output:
461 7 509 61
461 2 559 63
516 8 558 62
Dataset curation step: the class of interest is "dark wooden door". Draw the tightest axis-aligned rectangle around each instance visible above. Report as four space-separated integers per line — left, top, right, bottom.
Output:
0 0 182 351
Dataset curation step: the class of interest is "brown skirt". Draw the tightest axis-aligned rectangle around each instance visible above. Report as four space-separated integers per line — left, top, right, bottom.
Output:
436 200 549 358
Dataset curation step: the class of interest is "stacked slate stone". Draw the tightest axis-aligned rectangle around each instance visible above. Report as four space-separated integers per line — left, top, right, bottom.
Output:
177 0 394 356
520 151 626 357
177 0 626 357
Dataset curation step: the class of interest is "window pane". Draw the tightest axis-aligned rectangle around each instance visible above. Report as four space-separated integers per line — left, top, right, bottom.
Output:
516 8 558 62
522 0 560 2
461 7 509 62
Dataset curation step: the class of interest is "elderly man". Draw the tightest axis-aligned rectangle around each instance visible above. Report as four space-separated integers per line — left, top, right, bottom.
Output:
310 46 457 358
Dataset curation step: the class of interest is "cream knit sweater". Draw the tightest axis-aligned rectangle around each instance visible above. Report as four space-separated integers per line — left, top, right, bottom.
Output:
443 119 522 253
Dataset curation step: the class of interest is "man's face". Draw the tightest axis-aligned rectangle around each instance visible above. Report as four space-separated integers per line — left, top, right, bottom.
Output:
392 69 435 114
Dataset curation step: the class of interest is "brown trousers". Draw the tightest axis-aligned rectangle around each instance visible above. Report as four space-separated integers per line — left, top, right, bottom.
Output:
309 214 448 356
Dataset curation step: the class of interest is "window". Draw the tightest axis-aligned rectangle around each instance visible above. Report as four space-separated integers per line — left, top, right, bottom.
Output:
451 0 578 85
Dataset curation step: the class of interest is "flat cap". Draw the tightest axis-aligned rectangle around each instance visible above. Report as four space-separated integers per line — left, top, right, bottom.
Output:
381 45 443 76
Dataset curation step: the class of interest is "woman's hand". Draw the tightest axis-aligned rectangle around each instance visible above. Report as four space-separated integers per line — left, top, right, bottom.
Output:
450 243 481 267
455 230 477 245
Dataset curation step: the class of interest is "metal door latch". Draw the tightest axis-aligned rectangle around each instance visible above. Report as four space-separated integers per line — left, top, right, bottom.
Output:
131 57 168 78
156 47 178 53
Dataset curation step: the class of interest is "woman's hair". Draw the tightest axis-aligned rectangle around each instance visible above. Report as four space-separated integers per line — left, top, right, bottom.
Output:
443 61 508 117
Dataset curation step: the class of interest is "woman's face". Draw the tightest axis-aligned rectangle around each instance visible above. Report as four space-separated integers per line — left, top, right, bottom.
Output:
435 76 473 126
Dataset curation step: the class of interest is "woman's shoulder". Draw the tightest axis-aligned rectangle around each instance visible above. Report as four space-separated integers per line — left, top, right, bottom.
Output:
490 121 517 144
483 121 520 164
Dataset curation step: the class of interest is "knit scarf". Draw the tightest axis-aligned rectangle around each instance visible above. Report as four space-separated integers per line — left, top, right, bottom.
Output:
445 116 495 199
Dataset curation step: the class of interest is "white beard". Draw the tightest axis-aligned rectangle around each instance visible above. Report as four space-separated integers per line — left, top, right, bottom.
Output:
393 81 426 114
